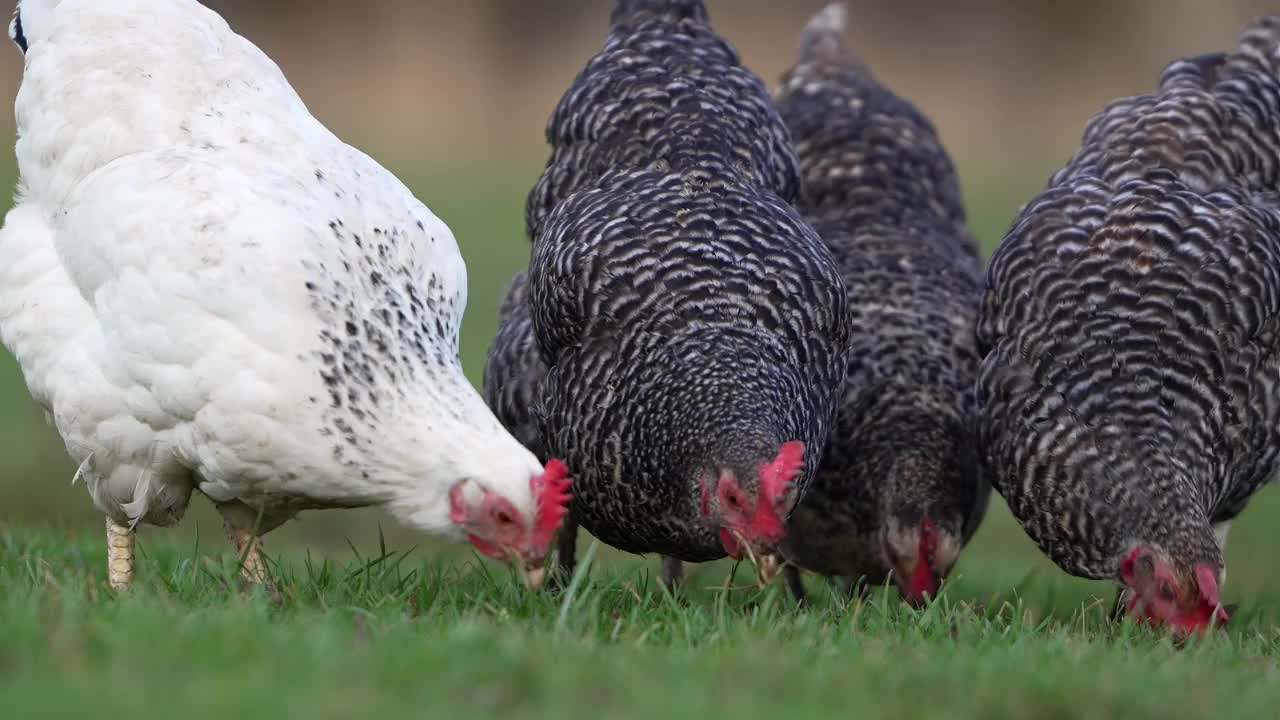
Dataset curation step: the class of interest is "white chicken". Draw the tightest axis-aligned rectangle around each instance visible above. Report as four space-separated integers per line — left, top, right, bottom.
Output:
0 0 570 591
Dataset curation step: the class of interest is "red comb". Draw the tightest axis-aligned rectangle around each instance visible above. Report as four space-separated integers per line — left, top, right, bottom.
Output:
531 459 572 554
1120 547 1142 584
747 441 806 545
760 441 805 503
1194 564 1230 626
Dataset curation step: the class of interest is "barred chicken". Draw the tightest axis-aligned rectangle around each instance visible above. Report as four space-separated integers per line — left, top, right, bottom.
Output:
0 0 569 591
485 0 851 586
977 16 1280 634
772 4 989 606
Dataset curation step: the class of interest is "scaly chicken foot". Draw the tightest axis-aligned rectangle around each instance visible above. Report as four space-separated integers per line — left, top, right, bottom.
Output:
217 502 277 595
106 517 135 591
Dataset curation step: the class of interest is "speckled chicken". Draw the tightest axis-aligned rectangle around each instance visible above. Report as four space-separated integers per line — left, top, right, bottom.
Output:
0 0 570 591
771 4 989 606
977 16 1280 634
484 0 851 586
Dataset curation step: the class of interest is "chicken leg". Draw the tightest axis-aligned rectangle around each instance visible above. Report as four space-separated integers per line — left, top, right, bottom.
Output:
547 513 579 591
216 502 275 591
784 565 807 606
106 517 135 590
660 556 684 590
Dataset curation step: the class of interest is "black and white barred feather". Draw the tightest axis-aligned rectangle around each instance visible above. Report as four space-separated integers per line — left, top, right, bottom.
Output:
977 16 1280 582
772 4 989 592
523 0 799 243
485 0 851 562
483 271 546 459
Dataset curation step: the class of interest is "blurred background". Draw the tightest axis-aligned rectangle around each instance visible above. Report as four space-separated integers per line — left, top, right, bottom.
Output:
2 0 1279 603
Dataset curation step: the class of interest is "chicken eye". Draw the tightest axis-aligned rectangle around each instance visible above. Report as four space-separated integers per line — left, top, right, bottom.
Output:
494 510 514 526
1157 582 1177 602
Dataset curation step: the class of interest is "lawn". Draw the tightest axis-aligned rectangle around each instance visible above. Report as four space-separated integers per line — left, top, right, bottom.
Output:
4 523 1280 720
3 158 1280 718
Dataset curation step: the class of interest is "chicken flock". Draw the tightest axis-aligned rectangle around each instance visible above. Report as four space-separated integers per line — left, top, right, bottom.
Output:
2 0 1279 638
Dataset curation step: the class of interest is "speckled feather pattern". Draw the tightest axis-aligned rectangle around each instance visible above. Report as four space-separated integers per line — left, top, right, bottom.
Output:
771 11 989 580
977 17 1280 580
523 2 799 243
485 1 851 560
0 0 545 540
483 271 547 458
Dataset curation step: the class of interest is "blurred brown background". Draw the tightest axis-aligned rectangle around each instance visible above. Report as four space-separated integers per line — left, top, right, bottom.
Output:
215 1 1275 176
1 2 1268 184
1 1 1278 575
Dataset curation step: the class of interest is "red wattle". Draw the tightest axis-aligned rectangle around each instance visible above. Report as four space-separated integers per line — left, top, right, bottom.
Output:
719 528 743 559
468 534 504 560
907 516 940 602
907 559 938 601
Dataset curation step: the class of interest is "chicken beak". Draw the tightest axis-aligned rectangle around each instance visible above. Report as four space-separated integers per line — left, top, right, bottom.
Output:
757 553 784 585
721 527 785 588
501 546 547 590
521 563 547 590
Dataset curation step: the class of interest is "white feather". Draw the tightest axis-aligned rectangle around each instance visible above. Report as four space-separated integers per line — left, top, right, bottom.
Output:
0 0 543 536
71 452 92 485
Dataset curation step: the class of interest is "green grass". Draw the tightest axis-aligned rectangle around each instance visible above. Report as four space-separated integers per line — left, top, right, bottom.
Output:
4 524 1280 720
8 159 1280 718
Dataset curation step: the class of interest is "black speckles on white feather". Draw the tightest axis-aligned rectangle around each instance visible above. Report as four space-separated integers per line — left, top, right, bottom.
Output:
316 170 349 201
11 12 28 54
303 211 466 458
